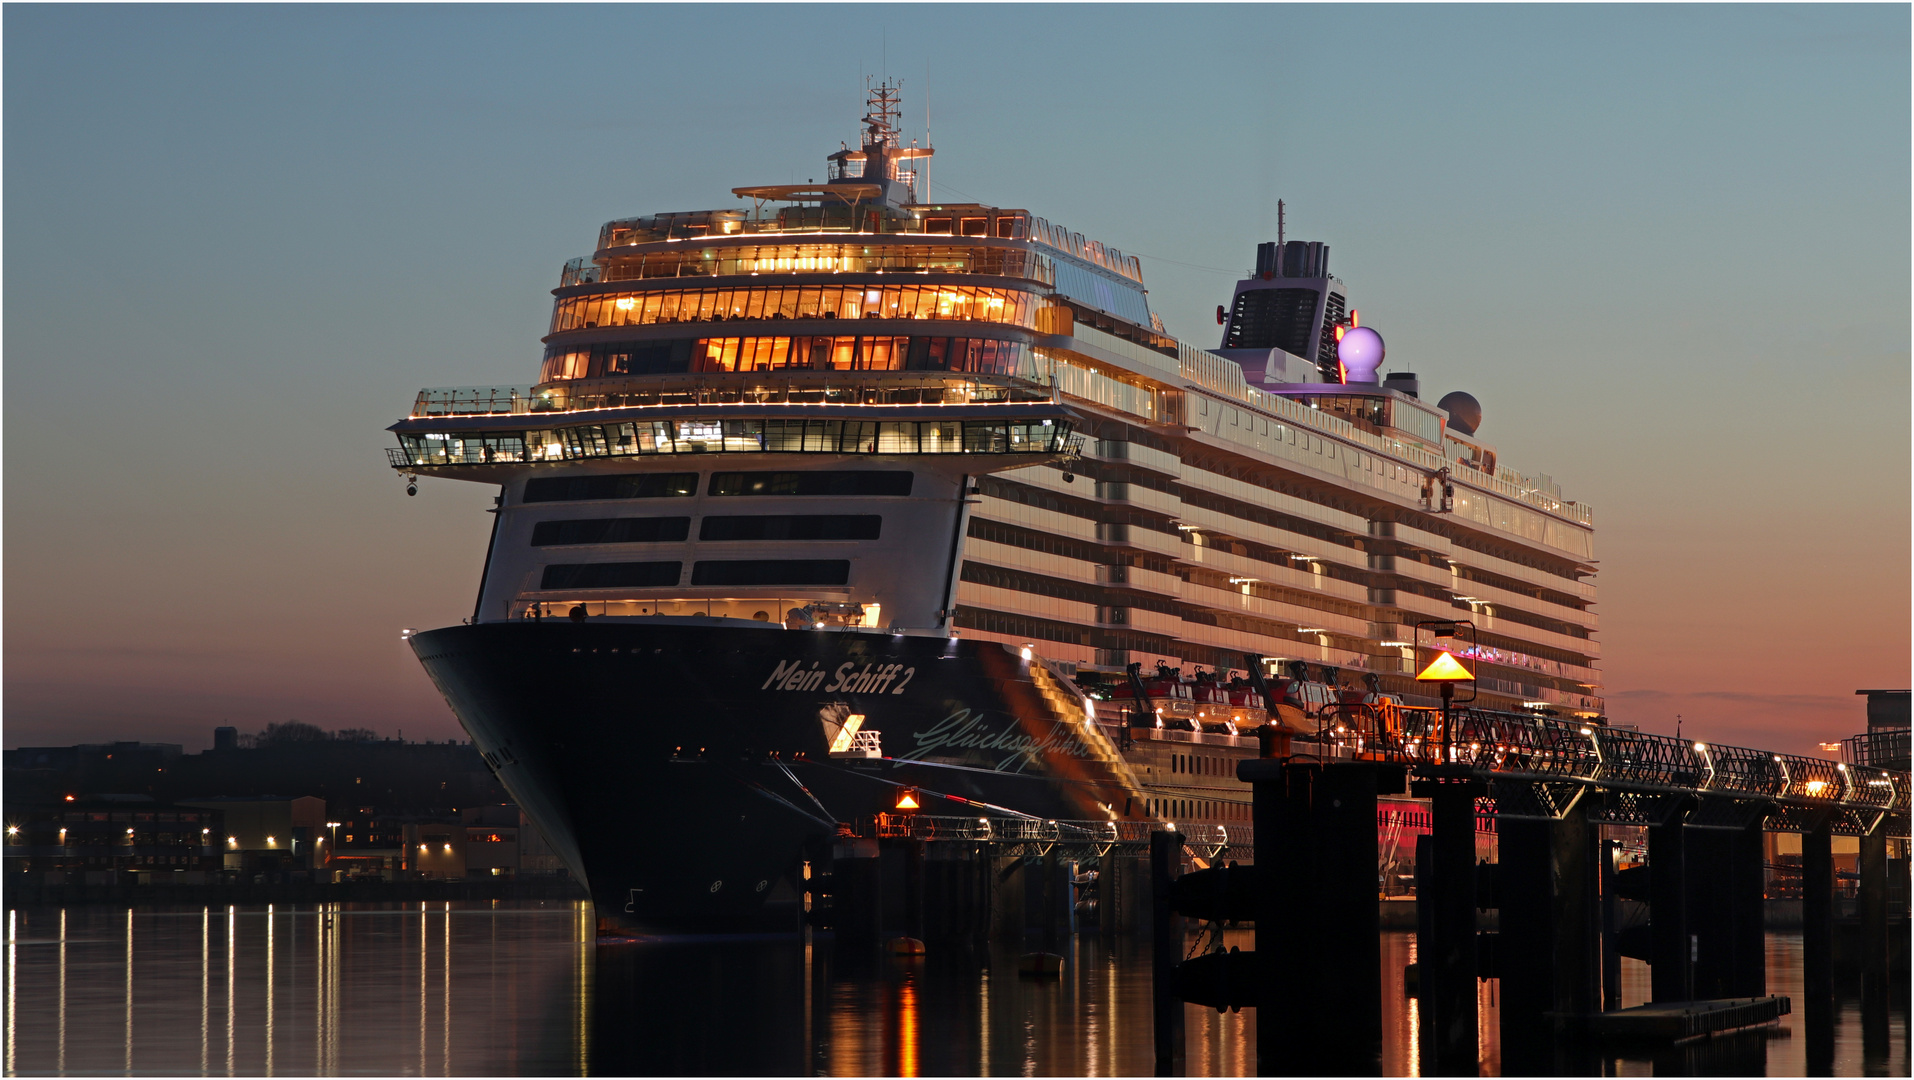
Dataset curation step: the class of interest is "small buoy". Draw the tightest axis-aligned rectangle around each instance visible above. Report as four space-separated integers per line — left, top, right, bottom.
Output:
888 936 926 956
1017 952 1064 978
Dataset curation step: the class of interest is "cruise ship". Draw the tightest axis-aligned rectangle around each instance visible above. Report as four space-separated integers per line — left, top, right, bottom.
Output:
392 85 1600 927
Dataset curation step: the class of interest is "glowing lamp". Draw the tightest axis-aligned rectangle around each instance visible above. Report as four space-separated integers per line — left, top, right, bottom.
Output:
1337 326 1385 383
1415 650 1474 682
830 714 867 754
895 788 921 812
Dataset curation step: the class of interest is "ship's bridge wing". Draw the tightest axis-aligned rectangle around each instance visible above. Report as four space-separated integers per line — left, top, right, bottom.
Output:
731 183 885 203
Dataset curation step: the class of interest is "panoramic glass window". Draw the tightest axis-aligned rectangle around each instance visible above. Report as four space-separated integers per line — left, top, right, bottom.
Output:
530 517 692 545
522 473 698 503
549 284 1036 336
707 472 914 497
690 560 851 587
699 515 882 541
538 561 683 589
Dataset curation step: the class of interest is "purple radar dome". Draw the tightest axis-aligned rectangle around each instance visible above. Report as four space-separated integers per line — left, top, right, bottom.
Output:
1338 326 1385 383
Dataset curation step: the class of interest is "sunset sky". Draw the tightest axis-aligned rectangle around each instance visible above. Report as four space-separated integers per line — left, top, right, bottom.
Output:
5 5 1907 758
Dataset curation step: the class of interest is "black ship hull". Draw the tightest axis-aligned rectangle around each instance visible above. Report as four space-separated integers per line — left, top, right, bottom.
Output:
410 621 1144 928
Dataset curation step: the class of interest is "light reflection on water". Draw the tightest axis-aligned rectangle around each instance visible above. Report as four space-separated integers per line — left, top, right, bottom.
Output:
0 904 1903 1076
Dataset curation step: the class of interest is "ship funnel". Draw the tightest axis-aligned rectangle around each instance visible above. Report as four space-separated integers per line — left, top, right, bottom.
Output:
1253 239 1330 280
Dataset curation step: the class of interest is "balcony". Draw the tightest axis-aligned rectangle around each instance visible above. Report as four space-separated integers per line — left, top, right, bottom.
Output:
561 243 1056 289
391 415 1075 470
407 373 1057 420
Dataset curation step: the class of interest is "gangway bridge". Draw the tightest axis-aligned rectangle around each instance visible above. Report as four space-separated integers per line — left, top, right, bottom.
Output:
840 705 1908 844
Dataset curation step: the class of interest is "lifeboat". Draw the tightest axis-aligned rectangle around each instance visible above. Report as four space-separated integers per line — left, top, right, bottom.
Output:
1105 663 1270 734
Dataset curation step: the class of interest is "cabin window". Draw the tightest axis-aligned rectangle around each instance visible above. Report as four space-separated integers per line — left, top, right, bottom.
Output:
708 471 912 497
531 517 691 546
538 562 682 589
699 515 881 541
924 217 952 234
523 473 698 503
960 217 987 237
690 560 851 587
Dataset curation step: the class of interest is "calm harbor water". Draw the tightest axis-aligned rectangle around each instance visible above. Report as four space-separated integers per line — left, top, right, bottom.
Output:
0 902 1903 1076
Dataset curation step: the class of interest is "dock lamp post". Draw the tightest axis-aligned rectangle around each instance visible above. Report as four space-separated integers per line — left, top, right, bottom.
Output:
1413 620 1476 762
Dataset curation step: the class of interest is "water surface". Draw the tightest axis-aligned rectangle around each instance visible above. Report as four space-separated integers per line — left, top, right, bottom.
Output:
1 904 1903 1075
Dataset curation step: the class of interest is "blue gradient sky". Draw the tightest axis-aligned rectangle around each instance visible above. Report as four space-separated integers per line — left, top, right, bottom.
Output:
5 5 1907 756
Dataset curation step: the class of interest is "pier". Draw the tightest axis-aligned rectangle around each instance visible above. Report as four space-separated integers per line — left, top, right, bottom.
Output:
809 705 1908 1076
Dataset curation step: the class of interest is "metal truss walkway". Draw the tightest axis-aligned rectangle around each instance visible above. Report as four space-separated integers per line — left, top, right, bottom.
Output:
849 705 1908 844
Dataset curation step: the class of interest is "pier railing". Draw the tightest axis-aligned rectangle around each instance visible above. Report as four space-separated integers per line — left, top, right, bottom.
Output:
858 812 1251 860
1307 705 1908 834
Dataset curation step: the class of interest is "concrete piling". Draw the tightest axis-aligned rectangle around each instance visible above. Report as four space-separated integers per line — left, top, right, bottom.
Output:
1647 802 1693 1002
1151 830 1185 1077
1801 815 1835 1074
1600 837 1621 1012
1416 773 1484 1077
1496 803 1597 1073
1245 759 1391 1077
833 837 882 947
1858 822 1890 1060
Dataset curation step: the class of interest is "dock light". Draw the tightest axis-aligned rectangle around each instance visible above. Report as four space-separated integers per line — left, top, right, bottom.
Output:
1693 742 1707 753
420 844 429 853
443 844 452 853
1416 648 1474 759
227 836 238 848
1021 643 1033 661
64 795 74 802
1415 651 1474 682
266 836 276 847
1805 780 1827 796
5 826 16 838
895 788 921 812
127 827 135 836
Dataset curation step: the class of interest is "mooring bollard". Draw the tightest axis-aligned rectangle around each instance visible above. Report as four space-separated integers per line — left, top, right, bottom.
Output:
1151 830 1185 1077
